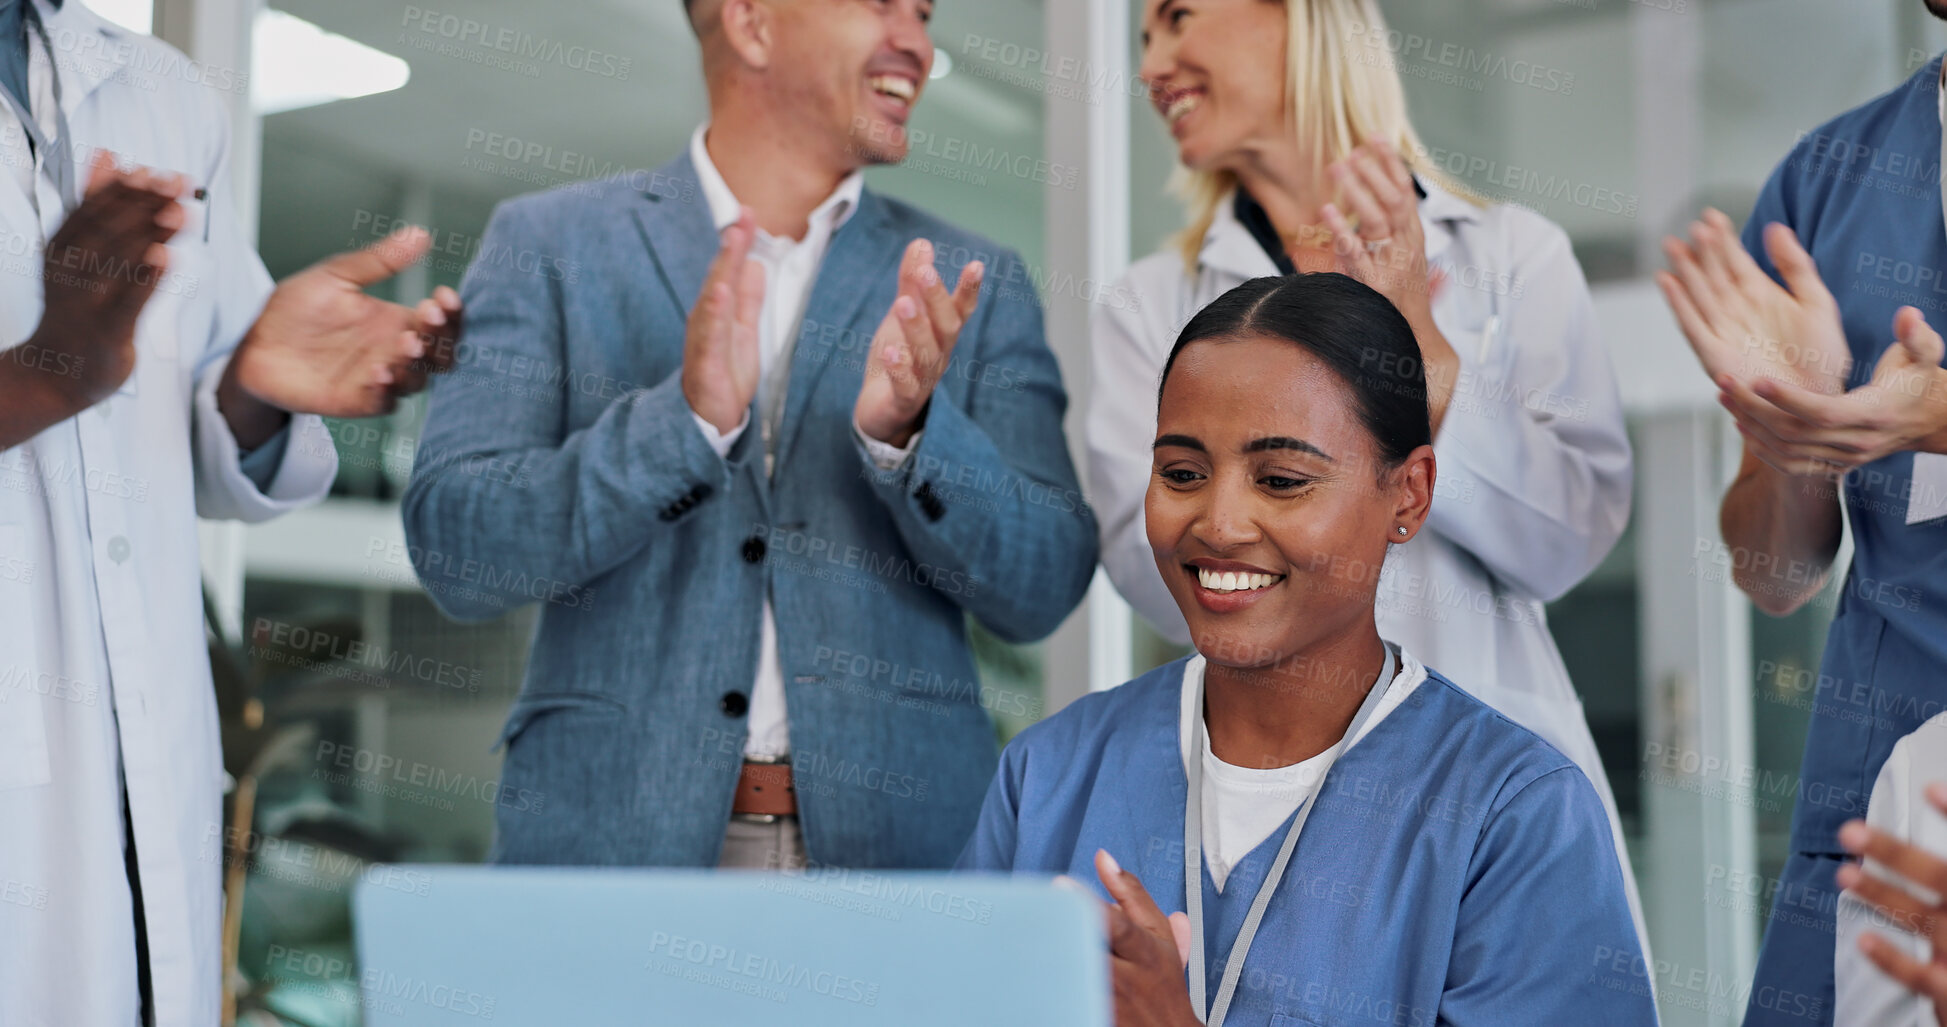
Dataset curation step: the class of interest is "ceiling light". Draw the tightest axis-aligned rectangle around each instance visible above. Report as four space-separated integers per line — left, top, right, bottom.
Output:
253 9 412 116
90 0 152 34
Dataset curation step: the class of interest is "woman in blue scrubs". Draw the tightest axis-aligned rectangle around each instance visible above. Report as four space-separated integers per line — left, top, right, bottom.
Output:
959 273 1656 1026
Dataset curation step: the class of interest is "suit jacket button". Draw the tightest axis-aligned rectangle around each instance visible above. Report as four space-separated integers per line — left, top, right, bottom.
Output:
914 482 946 522
741 536 767 564
719 691 749 717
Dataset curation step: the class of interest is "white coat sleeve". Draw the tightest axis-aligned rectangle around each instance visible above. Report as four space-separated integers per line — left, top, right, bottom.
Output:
1427 220 1631 602
187 89 336 522
1087 263 1191 646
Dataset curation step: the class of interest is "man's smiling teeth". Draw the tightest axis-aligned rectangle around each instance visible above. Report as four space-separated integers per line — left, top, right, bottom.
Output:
1198 569 1278 593
1164 92 1202 125
869 75 916 103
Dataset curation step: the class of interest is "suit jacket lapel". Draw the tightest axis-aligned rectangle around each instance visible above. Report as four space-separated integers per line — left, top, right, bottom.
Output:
626 154 777 513
774 189 900 473
630 152 716 318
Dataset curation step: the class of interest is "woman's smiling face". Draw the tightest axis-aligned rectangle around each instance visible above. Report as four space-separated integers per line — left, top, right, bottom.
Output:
1139 0 1290 173
1146 332 1430 672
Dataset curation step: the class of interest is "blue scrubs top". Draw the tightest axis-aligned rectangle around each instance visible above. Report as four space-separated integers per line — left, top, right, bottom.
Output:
1738 53 1947 1025
957 656 1657 1026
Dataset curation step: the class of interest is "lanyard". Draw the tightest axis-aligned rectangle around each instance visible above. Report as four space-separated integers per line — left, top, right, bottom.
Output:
0 2 78 216
1182 644 1396 1027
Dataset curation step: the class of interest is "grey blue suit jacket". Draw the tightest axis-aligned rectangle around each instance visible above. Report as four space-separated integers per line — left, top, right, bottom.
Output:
401 153 1097 868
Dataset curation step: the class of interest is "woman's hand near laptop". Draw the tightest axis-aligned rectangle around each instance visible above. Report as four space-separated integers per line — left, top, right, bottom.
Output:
1073 849 1200 1027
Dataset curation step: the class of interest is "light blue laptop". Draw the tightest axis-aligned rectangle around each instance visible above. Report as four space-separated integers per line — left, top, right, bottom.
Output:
352 865 1109 1026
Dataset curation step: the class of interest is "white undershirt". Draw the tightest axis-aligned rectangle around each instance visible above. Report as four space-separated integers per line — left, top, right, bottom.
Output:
688 126 858 759
686 126 918 759
1834 714 1947 1027
1916 63 1947 526
1178 644 1423 892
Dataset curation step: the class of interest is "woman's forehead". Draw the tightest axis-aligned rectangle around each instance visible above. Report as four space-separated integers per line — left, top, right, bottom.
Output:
1157 337 1366 445
1162 335 1347 403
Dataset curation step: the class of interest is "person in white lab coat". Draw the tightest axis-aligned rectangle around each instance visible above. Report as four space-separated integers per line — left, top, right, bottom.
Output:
0 2 461 1024
1835 714 1947 1027
1090 0 1643 950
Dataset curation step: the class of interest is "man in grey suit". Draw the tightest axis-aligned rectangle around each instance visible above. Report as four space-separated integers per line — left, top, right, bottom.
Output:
402 0 1096 871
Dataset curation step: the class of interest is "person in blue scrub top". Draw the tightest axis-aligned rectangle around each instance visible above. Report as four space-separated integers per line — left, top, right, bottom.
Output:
959 273 1656 1027
1656 13 1947 1020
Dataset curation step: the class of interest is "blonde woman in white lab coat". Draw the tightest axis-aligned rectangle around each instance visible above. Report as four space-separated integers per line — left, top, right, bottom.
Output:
1091 0 1643 946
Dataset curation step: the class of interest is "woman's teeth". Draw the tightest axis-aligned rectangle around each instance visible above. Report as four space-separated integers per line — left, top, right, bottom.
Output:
1165 93 1201 125
869 75 916 104
1197 569 1278 593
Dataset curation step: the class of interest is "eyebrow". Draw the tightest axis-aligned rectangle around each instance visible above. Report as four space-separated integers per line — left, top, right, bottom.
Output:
1245 437 1335 462
1153 434 1336 462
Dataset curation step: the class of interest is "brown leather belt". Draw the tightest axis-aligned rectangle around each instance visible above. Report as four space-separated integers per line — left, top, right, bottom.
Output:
733 760 797 818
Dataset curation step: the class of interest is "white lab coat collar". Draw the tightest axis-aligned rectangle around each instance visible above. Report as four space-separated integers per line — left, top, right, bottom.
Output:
28 0 129 129
688 123 864 238
1416 174 1483 264
1197 174 1485 280
1196 194 1281 281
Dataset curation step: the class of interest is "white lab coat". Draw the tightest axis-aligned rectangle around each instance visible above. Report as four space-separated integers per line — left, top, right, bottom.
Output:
0 4 335 1025
1088 177 1647 952
1836 713 1947 1027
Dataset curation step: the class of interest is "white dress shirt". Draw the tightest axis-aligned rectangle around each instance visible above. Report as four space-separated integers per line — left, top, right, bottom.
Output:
1178 645 1413 891
1091 177 1647 949
0 5 337 1025
1835 713 1947 1027
685 125 915 759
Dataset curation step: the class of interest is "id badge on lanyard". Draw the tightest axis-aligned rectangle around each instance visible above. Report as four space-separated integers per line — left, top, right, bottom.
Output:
1181 646 1396 1027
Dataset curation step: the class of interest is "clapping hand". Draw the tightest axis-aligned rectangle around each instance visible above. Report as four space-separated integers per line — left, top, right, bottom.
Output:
853 238 982 448
1713 305 1947 477
1836 783 1947 1022
1656 211 1947 478
27 151 184 410
1658 211 1850 395
1319 140 1440 334
1318 140 1457 419
219 224 463 444
681 206 766 435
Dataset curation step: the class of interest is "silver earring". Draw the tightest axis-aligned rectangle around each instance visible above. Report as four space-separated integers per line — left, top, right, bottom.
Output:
1396 526 1409 537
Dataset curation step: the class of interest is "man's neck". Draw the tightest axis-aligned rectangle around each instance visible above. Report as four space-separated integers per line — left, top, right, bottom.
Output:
703 110 855 242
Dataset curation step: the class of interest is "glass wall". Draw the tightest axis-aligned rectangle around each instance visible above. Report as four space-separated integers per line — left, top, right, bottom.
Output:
226 2 1052 1021
147 1 1947 1024
1116 3 1945 1024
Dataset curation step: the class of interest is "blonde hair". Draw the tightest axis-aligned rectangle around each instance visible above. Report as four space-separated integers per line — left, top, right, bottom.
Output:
1171 0 1481 268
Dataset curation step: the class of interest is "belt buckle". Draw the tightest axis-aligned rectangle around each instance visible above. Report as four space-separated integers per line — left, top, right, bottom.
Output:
732 755 794 824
